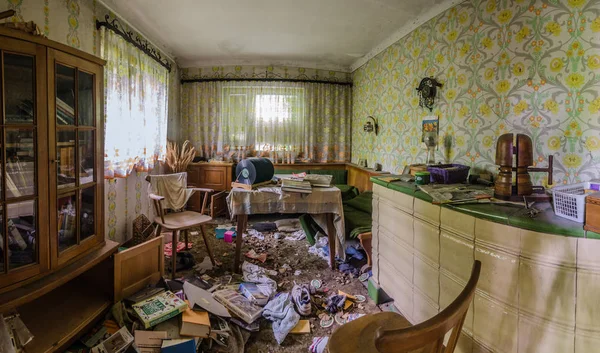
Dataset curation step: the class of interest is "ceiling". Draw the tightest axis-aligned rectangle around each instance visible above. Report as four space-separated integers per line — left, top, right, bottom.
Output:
102 0 462 72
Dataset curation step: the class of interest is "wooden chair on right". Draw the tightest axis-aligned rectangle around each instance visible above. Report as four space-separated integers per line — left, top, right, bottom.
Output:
328 260 481 353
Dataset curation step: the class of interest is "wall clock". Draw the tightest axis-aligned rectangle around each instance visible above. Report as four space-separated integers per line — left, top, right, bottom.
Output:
416 77 443 112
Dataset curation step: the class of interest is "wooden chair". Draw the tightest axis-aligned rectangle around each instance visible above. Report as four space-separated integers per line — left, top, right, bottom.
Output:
147 175 216 279
328 260 481 353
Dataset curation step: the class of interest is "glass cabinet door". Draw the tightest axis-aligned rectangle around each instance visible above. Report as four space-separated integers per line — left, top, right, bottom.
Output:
0 38 48 287
50 49 102 267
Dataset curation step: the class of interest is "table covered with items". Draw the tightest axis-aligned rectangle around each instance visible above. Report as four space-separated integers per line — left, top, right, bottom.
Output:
227 185 345 272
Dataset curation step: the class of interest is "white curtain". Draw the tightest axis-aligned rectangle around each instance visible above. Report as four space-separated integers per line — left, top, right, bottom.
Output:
100 28 169 178
181 81 352 162
220 82 305 159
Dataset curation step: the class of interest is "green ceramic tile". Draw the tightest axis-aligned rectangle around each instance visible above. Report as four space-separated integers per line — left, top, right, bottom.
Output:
586 231 600 239
370 176 417 196
445 202 520 225
372 179 586 238
508 201 585 237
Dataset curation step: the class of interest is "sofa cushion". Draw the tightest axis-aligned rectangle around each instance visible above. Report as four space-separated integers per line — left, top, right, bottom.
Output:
309 169 348 185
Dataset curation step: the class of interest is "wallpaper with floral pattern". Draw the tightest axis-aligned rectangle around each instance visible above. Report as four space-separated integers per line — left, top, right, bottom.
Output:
182 65 352 83
0 0 174 242
352 0 600 185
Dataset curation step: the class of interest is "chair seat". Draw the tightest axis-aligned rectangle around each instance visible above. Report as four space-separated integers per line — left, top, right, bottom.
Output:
154 211 212 230
328 312 412 353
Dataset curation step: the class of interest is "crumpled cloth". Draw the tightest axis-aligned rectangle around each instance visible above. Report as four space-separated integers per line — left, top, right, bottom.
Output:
148 172 195 211
262 293 300 345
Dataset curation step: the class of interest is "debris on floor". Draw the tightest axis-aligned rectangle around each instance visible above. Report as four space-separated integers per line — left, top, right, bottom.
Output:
63 216 380 353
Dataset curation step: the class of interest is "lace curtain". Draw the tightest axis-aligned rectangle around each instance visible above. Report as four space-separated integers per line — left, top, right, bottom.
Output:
100 28 169 178
181 80 352 162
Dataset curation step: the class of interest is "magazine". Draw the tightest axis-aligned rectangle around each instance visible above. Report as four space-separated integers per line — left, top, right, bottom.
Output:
417 184 493 204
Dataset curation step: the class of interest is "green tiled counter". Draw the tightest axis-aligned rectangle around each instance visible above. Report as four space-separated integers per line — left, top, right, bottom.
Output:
371 176 587 238
369 176 599 353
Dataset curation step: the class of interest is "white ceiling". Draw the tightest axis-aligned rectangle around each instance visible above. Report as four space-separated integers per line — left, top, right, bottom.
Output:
101 0 463 72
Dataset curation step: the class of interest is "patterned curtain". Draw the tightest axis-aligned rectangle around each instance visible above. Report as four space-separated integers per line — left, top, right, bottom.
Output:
181 80 351 162
100 28 169 178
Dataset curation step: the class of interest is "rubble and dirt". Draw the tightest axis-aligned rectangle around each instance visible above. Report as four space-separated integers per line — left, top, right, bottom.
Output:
176 215 381 353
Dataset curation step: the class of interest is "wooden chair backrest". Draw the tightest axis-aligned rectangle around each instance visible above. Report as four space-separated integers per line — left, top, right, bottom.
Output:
363 260 481 353
145 174 212 224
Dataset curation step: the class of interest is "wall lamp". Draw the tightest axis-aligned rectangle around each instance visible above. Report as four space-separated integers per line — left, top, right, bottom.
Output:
364 116 379 136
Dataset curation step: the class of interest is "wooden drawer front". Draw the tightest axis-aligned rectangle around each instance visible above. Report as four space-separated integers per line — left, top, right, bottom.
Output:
201 168 227 189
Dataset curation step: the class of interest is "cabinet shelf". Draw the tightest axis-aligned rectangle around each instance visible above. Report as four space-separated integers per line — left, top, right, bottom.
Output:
19 280 112 353
0 240 118 313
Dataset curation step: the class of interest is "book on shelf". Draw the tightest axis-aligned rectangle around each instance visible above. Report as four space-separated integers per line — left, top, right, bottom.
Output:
303 174 333 187
212 289 263 324
281 179 312 194
131 291 188 329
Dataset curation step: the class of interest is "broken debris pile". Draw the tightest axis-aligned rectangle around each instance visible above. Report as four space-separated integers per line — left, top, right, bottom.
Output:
55 217 374 353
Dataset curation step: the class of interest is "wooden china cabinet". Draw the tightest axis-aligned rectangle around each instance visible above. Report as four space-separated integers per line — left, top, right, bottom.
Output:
0 28 105 290
0 27 115 352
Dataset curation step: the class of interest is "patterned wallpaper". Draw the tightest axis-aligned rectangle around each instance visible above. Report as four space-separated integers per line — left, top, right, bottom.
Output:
0 0 175 242
352 0 600 185
181 65 352 83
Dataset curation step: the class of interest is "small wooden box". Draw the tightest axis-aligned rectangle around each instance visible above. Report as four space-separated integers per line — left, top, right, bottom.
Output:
585 192 600 234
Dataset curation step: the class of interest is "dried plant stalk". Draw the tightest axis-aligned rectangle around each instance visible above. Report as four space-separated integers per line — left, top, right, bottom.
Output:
166 140 195 173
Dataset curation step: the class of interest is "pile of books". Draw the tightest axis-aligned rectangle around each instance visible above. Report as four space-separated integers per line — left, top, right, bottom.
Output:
281 179 312 194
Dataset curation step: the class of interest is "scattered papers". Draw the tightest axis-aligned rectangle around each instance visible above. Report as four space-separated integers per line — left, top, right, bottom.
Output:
285 229 306 241
246 229 265 240
245 249 267 263
417 184 493 204
242 261 277 292
193 256 213 274
91 326 133 353
182 282 231 318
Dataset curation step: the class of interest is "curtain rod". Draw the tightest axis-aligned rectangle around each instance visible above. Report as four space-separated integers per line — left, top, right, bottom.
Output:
181 77 352 86
96 14 172 72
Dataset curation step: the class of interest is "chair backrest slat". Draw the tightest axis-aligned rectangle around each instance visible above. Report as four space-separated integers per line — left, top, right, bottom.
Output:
365 260 481 353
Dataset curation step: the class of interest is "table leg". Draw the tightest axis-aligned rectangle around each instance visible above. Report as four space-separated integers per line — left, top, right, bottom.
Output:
326 213 337 270
234 214 248 273
171 230 178 279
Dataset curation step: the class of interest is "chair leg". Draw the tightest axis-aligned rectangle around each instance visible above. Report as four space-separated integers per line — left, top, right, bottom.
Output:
171 230 178 279
200 225 216 266
184 230 189 249
155 224 162 238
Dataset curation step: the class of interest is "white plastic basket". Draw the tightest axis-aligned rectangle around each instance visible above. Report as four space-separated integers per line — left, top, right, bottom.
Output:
552 181 600 223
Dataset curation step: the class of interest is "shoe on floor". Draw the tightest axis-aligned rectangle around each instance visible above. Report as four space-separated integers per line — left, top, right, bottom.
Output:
292 283 312 316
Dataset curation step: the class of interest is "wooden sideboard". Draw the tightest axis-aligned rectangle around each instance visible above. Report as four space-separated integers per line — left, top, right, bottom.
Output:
187 163 234 216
